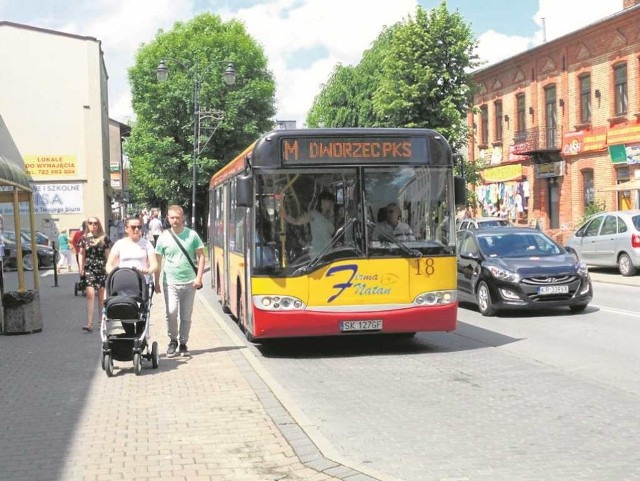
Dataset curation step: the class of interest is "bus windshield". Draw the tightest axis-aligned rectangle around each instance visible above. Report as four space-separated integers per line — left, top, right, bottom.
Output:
253 165 455 276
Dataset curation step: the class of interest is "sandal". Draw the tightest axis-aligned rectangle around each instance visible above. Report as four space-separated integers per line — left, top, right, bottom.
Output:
82 325 93 332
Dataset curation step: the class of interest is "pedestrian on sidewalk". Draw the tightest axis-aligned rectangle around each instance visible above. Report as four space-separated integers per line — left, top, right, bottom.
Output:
154 205 205 357
78 217 112 332
71 221 86 270
56 229 73 272
105 215 158 278
147 209 164 247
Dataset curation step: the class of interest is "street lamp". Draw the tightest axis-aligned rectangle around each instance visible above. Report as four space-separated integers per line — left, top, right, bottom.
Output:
156 59 236 228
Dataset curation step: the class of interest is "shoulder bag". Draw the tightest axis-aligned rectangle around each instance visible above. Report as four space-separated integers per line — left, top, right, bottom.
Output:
167 229 202 289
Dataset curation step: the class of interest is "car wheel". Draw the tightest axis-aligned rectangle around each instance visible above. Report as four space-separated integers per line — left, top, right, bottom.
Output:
618 253 637 277
476 281 496 317
22 253 34 271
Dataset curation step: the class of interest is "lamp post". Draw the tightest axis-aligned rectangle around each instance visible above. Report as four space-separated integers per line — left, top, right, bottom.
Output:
156 59 236 228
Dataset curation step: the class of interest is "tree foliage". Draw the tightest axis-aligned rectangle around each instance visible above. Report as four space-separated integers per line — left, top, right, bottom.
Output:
306 2 479 153
126 13 276 230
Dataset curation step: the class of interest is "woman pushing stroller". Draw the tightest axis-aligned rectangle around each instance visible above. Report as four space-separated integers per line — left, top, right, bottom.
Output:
106 216 158 282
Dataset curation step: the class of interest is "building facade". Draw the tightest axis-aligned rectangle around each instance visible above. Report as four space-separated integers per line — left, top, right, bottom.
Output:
0 21 112 238
468 1 640 242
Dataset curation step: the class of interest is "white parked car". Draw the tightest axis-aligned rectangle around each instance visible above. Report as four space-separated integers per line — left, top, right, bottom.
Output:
565 210 640 276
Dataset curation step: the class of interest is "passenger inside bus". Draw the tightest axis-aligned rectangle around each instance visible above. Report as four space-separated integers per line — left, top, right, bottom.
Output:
281 190 336 255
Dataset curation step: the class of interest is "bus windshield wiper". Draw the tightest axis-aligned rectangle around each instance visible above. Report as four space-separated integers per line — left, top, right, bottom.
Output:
367 220 422 258
293 217 360 275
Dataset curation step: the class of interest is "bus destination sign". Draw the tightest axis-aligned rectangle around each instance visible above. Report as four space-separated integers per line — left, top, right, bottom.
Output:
281 137 428 164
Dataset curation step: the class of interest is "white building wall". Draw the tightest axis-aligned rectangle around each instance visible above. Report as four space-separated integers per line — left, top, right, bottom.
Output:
0 22 110 238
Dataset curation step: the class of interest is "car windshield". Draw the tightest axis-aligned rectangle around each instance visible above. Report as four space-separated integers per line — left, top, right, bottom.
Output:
477 232 562 258
632 215 640 231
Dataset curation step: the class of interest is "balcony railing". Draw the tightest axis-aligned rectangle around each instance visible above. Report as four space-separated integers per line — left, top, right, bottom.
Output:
512 126 563 153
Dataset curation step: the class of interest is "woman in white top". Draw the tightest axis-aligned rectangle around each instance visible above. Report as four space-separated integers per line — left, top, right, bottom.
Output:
106 216 158 277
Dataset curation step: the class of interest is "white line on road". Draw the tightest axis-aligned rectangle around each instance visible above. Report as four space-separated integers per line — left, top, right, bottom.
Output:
591 304 640 318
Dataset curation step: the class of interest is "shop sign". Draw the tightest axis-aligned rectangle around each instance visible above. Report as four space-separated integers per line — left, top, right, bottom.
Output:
626 144 640 164
535 161 564 178
562 127 607 155
490 145 503 165
23 155 77 178
561 131 584 156
583 126 607 152
508 141 532 162
607 123 640 146
480 163 523 183
0 183 84 215
609 143 640 164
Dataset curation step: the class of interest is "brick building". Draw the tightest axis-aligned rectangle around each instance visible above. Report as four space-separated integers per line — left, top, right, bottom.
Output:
468 0 640 242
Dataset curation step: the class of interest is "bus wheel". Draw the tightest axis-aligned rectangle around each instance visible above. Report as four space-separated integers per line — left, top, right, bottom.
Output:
238 290 255 343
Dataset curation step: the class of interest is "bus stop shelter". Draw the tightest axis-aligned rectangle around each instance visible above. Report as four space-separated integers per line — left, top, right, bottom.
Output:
0 115 42 333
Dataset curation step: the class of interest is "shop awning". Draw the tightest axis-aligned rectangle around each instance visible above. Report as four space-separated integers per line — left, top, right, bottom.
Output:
599 178 640 192
0 114 32 191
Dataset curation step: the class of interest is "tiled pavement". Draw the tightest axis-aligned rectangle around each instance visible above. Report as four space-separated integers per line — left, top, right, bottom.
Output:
0 271 379 481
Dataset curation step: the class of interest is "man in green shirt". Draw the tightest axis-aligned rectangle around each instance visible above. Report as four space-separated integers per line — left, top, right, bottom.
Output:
154 205 205 357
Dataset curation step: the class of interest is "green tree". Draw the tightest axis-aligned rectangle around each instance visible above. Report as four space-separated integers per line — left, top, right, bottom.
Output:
307 2 479 152
126 13 276 231
307 25 397 128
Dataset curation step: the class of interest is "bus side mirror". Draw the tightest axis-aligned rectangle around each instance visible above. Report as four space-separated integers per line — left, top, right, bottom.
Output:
236 174 253 207
454 176 466 207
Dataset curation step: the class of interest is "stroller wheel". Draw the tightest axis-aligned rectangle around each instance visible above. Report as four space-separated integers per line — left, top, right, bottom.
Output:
104 354 114 377
151 342 159 369
133 352 142 376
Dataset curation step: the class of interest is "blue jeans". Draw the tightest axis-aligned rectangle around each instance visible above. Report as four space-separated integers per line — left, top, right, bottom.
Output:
163 282 196 344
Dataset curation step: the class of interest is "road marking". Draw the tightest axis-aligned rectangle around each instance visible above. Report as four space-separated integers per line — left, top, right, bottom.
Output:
591 304 640 318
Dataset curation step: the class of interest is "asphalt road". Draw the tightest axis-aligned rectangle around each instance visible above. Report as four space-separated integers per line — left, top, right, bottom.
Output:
204 270 640 481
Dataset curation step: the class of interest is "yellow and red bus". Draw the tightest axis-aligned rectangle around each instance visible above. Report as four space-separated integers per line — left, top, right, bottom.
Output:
209 128 465 341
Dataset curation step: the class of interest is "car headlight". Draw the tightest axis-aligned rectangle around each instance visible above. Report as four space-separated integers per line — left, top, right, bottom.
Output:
577 262 589 277
487 265 520 283
253 295 306 311
414 290 457 306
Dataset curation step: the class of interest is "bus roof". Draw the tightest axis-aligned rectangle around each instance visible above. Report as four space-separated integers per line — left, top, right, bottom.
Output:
210 142 255 187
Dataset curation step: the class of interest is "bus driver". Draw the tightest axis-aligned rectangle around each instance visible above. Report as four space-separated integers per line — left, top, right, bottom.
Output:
374 203 415 241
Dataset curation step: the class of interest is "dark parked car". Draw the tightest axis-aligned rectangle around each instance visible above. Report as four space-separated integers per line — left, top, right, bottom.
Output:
1 230 56 270
564 209 640 276
457 227 592 316
22 230 51 247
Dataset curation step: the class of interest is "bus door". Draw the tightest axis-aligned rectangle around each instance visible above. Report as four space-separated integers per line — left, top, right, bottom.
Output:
222 182 232 311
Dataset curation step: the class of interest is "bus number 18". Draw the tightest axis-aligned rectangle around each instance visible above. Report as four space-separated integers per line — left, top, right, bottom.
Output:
416 258 435 277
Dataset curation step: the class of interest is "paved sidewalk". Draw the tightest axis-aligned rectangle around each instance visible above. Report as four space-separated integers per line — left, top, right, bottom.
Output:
0 271 375 481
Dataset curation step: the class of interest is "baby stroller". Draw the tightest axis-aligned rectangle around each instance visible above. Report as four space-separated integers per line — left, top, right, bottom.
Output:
74 273 87 296
100 267 159 377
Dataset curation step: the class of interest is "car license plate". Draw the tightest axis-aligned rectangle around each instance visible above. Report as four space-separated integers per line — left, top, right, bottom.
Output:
340 320 383 332
538 285 569 295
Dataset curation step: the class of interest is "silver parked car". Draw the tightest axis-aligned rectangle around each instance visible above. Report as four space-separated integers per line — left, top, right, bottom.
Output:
456 217 512 231
565 210 640 276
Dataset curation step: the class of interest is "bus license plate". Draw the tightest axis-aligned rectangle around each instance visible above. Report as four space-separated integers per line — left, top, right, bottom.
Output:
538 285 569 295
340 320 383 332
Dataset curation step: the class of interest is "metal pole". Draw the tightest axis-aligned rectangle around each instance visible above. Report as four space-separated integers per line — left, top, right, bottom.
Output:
192 78 200 229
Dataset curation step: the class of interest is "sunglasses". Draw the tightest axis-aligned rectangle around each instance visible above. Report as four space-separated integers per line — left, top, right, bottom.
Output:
128 225 142 230
88 221 99 225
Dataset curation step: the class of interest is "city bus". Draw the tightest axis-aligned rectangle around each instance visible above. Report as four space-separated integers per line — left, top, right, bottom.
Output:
208 128 465 341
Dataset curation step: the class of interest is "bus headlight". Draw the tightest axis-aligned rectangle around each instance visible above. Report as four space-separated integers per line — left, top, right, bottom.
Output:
253 295 306 311
413 290 457 306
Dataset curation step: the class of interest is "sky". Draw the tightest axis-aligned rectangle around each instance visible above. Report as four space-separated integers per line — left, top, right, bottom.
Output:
0 0 622 127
